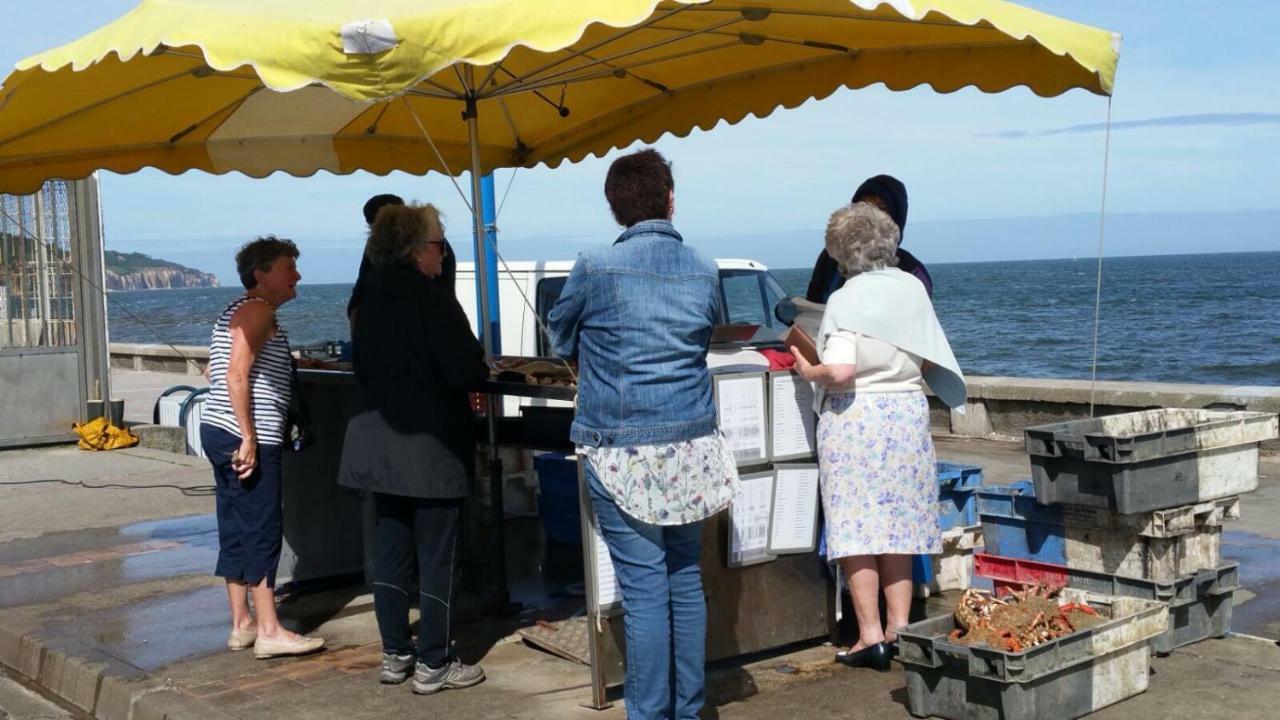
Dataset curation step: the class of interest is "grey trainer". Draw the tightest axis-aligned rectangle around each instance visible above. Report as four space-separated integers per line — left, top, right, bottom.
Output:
410 658 485 695
380 653 415 684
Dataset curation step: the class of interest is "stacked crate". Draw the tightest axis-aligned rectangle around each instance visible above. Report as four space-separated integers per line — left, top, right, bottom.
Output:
913 461 984 597
974 408 1278 654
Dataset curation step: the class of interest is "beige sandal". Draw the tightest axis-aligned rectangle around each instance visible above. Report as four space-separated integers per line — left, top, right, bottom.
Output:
227 628 257 651
253 634 325 659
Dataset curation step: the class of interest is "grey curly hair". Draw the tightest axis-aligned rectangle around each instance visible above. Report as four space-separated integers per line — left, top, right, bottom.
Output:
365 203 444 268
824 201 900 277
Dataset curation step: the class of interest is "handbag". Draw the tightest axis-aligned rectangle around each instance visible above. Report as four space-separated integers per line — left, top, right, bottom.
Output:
286 357 315 452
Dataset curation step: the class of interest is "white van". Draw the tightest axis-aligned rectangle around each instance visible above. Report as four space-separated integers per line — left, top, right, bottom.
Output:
457 258 791 411
456 258 791 359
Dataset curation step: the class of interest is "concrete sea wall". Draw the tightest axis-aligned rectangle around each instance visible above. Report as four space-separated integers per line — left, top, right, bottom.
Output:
112 343 1280 453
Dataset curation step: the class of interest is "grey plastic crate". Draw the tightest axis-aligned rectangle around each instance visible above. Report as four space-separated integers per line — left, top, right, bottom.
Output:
1060 562 1238 655
897 590 1167 720
1024 409 1277 513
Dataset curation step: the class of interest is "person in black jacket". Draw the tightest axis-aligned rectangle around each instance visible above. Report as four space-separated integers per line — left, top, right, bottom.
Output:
804 174 934 303
337 203 488 695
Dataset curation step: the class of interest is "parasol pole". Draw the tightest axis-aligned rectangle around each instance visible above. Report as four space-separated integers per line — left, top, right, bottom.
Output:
464 65 513 612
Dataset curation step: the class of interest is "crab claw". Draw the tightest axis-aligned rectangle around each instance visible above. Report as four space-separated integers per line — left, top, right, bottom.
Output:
1060 602 1100 616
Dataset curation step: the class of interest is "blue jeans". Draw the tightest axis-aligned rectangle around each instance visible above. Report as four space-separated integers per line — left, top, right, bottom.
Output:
585 462 706 720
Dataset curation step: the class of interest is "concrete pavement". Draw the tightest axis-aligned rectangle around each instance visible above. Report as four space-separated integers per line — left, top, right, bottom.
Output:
1 433 1279 718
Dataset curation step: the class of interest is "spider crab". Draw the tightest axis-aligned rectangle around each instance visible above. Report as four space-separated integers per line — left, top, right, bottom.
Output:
949 583 1100 653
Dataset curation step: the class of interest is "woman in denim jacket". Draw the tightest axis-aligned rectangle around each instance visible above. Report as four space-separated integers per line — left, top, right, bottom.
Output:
549 149 740 720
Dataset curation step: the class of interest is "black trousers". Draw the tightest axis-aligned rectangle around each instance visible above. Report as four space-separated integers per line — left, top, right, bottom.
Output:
372 492 462 666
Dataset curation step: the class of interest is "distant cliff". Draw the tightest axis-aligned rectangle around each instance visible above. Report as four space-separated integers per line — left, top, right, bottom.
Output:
104 251 220 291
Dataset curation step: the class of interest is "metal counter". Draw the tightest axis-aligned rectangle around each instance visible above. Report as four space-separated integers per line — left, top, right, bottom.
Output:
277 369 366 588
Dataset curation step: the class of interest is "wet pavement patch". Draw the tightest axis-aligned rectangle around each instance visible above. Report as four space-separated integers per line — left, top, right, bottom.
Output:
0 515 217 609
1221 530 1280 640
39 584 232 673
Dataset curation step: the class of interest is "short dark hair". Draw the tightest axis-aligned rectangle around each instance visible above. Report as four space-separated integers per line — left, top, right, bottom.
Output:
236 236 299 289
363 193 404 225
604 149 673 227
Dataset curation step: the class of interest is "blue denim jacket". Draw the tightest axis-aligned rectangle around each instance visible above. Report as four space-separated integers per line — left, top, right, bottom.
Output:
548 220 719 447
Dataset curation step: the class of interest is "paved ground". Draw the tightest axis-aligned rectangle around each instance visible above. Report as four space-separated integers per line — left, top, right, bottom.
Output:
0 368 1277 718
111 368 200 426
0 664 78 719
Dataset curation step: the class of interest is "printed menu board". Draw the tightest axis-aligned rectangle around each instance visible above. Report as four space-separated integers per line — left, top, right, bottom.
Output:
727 471 777 567
769 371 817 461
767 464 820 554
714 373 769 467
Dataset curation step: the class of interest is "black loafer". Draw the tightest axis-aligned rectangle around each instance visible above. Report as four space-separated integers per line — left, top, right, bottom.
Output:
835 642 892 672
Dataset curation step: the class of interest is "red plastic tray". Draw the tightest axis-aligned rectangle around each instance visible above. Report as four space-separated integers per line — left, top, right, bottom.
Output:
973 552 1070 597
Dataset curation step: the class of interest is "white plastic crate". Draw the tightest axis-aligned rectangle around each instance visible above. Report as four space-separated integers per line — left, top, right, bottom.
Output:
183 394 208 459
914 524 982 598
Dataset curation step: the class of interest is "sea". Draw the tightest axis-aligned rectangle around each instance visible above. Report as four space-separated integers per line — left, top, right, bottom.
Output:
107 251 1280 387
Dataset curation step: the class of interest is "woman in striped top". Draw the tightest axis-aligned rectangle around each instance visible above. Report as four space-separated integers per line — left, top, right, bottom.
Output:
200 236 324 660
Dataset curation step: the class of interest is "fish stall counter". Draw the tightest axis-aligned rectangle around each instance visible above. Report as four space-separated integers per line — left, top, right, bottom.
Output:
275 361 579 589
280 356 838 711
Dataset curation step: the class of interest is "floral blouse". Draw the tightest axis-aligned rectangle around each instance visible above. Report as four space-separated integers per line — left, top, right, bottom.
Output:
579 431 741 526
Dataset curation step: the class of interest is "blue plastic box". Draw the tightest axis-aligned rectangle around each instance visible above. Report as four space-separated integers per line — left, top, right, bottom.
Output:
935 461 984 491
911 462 985 585
533 453 583 546
938 488 977 532
977 480 1067 564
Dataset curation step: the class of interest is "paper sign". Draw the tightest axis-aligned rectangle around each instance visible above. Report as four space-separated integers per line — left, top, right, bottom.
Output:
770 371 817 460
727 472 776 567
716 374 768 466
768 464 820 554
591 510 622 611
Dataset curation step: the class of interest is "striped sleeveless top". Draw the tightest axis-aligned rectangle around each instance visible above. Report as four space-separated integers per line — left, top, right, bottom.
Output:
202 296 292 446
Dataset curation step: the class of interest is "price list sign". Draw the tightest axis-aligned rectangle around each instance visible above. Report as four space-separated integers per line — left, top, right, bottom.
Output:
714 372 769 467
769 370 817 461
767 464 820 554
727 471 777 567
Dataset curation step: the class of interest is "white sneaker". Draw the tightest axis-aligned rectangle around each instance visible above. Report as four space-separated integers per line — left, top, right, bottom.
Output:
410 658 485 695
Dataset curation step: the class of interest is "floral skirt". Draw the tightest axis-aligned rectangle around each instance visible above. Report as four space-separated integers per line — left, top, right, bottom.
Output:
818 391 940 559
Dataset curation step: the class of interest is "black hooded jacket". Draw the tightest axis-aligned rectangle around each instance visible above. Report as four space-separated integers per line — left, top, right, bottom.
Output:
804 175 933 303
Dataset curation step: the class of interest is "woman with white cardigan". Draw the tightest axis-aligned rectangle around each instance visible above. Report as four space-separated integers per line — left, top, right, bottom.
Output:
791 201 966 671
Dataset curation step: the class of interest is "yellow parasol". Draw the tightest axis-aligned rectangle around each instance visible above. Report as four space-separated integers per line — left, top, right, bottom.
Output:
0 0 1119 195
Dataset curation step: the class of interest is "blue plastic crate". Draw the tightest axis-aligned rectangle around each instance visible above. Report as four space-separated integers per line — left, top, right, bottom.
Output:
912 553 934 586
936 461 984 490
977 480 1066 564
938 488 977 532
533 453 583 546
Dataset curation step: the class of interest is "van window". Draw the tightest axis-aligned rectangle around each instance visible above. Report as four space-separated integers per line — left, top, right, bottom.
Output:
720 269 788 329
533 269 789 354
535 276 568 356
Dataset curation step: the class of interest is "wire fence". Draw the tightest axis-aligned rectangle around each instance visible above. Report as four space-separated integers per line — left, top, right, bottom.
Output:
0 181 80 349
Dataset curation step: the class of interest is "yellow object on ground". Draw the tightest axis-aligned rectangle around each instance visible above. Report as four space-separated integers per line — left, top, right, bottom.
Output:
73 417 140 452
0 0 1120 193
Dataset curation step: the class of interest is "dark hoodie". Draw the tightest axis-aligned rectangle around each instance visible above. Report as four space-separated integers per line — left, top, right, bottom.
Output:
804 174 933 303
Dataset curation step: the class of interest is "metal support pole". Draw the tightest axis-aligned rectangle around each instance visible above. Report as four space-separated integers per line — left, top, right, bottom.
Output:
74 176 112 424
33 191 52 347
472 174 501 353
464 66 514 614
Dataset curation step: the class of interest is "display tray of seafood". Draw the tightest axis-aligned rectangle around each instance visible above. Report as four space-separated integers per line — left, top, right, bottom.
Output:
489 356 577 387
950 583 1105 653
897 586 1168 685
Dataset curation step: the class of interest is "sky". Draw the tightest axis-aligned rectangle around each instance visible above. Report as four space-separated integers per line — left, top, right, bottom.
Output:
2 1 1278 284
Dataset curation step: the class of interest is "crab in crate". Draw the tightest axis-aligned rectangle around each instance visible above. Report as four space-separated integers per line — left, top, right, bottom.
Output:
949 583 1102 653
